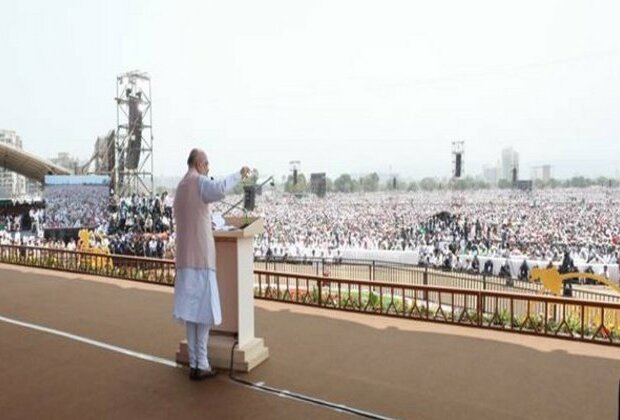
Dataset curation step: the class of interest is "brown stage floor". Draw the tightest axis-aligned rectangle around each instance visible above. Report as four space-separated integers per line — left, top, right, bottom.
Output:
0 263 619 420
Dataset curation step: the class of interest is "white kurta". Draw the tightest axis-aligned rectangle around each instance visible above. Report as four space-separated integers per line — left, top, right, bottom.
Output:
174 268 221 325
173 173 240 325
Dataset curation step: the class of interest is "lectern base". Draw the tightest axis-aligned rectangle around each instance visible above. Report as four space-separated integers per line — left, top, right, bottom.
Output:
176 334 269 372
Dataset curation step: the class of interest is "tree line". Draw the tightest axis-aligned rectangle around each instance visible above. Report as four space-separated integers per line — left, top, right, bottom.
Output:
282 173 620 193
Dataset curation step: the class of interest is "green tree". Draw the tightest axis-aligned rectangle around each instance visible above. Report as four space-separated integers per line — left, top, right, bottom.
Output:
419 177 439 191
359 173 380 192
285 173 308 193
497 179 512 189
474 179 490 189
334 174 356 193
534 178 547 189
568 176 592 188
385 178 407 190
326 177 334 192
594 176 618 187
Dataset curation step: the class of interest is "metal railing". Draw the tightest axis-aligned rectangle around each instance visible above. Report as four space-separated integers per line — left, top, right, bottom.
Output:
0 244 618 346
0 244 175 285
1 244 618 304
254 256 620 303
254 269 620 346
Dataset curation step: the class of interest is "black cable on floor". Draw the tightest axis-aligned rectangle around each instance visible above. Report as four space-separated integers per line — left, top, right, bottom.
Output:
227 340 396 420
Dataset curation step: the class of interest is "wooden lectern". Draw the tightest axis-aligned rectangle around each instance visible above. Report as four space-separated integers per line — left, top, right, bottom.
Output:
176 217 269 371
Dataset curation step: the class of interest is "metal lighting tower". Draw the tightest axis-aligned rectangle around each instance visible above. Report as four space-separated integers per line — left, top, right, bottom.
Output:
115 70 153 196
289 160 301 185
452 141 464 179
451 141 465 209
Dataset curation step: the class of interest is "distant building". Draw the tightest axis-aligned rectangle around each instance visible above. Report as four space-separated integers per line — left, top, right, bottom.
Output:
50 152 80 174
501 147 520 181
0 130 27 198
26 179 42 197
482 164 499 185
531 165 553 182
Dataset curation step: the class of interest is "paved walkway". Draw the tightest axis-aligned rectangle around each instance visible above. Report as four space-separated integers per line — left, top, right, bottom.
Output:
0 264 619 419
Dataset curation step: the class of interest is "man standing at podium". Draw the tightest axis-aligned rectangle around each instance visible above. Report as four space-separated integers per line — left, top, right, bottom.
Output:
174 148 250 380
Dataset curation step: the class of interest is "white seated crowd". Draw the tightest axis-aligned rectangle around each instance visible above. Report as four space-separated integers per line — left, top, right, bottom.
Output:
1 187 620 280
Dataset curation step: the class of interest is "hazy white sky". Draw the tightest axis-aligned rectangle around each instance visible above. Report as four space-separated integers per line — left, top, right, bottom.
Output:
1 0 619 180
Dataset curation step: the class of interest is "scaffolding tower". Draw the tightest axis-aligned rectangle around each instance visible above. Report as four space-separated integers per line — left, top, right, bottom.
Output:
114 71 153 196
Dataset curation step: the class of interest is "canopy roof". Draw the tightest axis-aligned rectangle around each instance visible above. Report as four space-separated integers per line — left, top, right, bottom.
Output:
0 143 70 183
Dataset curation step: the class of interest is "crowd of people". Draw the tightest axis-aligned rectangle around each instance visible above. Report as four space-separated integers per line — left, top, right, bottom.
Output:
241 188 620 281
91 193 175 258
44 185 109 229
1 187 620 277
1 192 175 259
245 188 620 272
0 202 44 244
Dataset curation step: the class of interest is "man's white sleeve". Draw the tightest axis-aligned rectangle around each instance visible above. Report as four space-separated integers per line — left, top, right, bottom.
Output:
199 173 241 204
